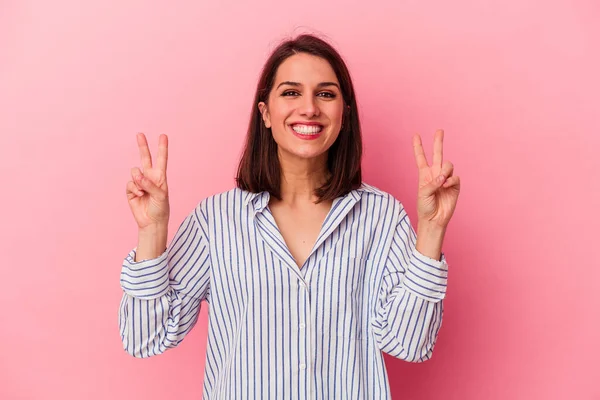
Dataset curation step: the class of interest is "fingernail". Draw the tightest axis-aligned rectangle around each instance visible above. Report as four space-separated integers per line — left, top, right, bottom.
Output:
438 175 445 182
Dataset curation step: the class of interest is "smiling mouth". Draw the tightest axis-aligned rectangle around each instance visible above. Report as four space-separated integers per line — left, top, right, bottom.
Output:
290 124 323 135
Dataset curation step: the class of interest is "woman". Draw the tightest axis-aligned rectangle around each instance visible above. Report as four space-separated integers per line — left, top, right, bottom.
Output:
120 34 460 399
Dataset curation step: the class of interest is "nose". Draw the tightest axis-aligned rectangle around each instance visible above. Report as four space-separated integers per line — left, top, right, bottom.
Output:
299 94 320 118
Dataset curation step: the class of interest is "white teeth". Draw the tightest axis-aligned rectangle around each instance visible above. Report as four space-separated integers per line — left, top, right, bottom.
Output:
292 124 323 135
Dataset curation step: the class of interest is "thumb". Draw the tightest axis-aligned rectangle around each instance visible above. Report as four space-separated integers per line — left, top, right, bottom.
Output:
421 174 446 197
136 173 164 197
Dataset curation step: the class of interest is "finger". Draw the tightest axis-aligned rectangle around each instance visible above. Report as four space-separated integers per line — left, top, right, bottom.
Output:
432 129 444 170
130 166 146 190
420 178 441 198
442 175 460 189
412 134 429 169
137 132 153 173
434 162 453 187
156 134 168 174
131 167 143 181
439 161 454 180
135 172 165 199
126 181 145 197
423 171 456 197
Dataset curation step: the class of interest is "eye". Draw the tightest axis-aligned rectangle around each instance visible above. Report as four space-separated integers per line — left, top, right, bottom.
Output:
282 90 299 96
318 92 336 98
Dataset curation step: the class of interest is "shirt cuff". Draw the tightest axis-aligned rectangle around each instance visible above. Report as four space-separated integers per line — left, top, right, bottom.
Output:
120 247 170 299
402 248 448 302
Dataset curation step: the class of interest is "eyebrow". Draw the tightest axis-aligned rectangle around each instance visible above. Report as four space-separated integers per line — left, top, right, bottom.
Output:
276 81 340 90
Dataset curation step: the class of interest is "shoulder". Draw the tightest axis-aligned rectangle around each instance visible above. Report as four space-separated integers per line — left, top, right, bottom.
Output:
194 187 252 214
357 181 401 206
357 181 409 218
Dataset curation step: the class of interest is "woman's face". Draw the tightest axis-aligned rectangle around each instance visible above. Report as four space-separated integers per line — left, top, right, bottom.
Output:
258 53 345 163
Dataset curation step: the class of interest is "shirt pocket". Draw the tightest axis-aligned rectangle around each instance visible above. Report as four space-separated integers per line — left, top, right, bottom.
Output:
319 255 369 341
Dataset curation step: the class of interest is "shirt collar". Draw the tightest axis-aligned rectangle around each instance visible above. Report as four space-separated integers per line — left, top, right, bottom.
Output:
242 182 384 212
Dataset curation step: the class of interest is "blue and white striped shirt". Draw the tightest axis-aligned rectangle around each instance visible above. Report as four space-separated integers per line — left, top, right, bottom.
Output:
118 182 448 399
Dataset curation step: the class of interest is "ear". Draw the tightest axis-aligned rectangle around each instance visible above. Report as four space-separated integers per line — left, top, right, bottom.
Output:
258 102 271 128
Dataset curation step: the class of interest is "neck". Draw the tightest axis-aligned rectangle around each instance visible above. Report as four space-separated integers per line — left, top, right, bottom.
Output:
277 151 330 205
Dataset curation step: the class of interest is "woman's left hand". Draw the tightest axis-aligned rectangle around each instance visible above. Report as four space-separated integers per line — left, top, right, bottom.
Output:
412 129 460 229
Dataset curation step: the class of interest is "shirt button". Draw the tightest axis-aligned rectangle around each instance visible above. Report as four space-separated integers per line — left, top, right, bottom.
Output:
299 364 306 370
299 323 306 329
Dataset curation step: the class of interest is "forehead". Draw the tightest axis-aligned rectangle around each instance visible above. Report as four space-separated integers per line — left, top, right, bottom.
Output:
274 53 339 85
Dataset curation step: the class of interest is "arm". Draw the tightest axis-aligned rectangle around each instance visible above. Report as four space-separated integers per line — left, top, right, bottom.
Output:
118 200 212 358
371 206 448 362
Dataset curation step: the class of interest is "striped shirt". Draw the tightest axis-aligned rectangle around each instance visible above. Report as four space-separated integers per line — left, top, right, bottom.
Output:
118 182 448 399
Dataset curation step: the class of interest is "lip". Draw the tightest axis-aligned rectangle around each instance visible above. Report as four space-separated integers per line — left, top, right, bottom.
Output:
288 121 324 127
288 124 323 140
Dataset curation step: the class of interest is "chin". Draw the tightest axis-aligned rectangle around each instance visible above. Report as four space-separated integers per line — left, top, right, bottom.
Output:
280 144 326 160
299 145 333 159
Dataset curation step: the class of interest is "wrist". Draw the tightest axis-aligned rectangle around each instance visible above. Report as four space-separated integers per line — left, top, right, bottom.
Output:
417 220 446 236
136 224 168 261
139 222 169 235
416 222 446 261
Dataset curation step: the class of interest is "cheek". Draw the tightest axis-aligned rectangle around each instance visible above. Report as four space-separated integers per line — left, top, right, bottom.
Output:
325 103 344 123
267 103 291 142
268 100 292 123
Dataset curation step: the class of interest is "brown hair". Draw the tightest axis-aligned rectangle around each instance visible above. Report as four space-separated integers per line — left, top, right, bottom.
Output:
235 33 362 203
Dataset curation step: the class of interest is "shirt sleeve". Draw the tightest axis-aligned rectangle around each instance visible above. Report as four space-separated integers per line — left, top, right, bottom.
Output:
371 205 448 362
118 200 212 358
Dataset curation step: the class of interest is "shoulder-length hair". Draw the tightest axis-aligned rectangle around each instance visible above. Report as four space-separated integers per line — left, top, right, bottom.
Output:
235 33 363 203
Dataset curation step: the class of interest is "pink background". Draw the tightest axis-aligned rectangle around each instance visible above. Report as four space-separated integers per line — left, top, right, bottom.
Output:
1 1 599 399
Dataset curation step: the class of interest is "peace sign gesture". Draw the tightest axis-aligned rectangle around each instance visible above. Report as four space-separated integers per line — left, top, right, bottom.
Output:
412 129 460 229
125 133 171 230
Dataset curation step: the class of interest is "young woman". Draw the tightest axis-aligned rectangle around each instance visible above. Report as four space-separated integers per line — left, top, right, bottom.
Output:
120 34 460 399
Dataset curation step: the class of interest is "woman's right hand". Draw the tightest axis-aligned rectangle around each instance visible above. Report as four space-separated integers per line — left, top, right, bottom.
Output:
126 133 171 230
